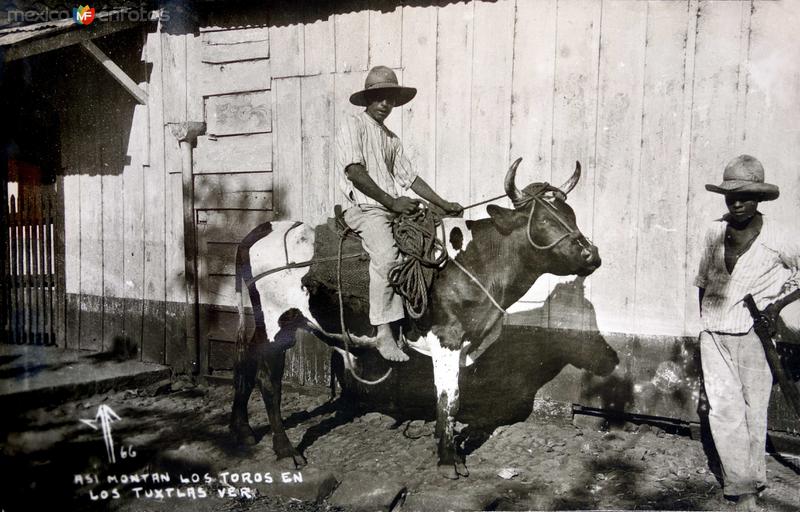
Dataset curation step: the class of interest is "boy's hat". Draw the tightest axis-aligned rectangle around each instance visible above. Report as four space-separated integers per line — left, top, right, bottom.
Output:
350 66 417 107
705 154 779 201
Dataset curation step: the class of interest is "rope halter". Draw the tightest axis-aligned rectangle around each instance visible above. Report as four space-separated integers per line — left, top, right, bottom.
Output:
504 158 593 253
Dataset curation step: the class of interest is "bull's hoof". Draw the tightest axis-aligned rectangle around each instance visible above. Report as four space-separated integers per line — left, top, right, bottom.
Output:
277 450 307 469
230 423 257 446
436 463 460 480
455 459 469 477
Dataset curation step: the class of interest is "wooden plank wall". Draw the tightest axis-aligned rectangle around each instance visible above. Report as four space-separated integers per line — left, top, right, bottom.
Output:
51 0 800 404
189 22 275 375
267 0 800 341
56 32 174 363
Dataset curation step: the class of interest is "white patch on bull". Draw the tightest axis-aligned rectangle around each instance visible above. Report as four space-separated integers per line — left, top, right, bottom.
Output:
408 334 483 367
248 221 316 341
441 217 473 260
430 334 461 413
405 335 432 357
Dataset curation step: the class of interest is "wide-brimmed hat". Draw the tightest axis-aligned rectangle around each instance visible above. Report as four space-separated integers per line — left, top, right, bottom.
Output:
349 66 417 107
705 154 779 201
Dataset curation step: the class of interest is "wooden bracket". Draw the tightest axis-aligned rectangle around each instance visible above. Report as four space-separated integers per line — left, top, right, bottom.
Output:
80 40 148 105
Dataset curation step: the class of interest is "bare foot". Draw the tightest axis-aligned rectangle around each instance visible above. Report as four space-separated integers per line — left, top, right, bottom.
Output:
376 336 409 362
736 493 759 511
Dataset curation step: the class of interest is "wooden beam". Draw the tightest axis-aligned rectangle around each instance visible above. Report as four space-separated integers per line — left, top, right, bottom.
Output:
3 20 141 63
80 40 148 105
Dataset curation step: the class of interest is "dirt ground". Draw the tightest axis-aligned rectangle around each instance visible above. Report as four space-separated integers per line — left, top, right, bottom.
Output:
3 379 799 512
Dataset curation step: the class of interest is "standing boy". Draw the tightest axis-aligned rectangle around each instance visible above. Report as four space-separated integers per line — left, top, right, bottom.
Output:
695 154 800 510
336 65 463 362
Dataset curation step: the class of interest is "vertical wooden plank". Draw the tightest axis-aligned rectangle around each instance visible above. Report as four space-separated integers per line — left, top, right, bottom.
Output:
160 29 189 371
102 159 125 352
300 74 335 225
470 0 514 219
435 1 474 209
78 143 104 353
143 135 167 360
335 1 369 73
273 77 304 220
185 34 204 124
509 0 557 190
368 0 402 69
548 0 602 330
401 3 438 191
633 0 693 336
505 0 558 315
683 0 746 334
56 66 81 348
161 33 187 124
304 0 335 75
75 64 103 352
99 75 126 351
270 2 305 78
63 170 81 350
166 171 188 370
144 27 168 364
590 0 648 335
123 104 149 358
744 1 800 229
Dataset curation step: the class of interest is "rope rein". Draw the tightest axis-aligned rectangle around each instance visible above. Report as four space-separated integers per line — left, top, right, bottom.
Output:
336 232 392 385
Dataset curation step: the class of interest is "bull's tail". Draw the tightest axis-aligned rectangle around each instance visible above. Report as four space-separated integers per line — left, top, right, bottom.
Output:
234 241 251 352
234 223 273 351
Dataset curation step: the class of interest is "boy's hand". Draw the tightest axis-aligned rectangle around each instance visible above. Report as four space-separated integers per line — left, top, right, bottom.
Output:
390 196 421 215
758 304 779 337
442 201 464 217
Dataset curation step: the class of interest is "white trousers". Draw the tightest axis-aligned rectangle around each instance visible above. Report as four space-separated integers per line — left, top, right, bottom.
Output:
699 329 772 496
343 205 404 325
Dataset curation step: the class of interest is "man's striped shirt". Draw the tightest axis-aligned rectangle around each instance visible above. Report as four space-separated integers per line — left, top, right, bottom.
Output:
335 111 418 207
695 215 800 334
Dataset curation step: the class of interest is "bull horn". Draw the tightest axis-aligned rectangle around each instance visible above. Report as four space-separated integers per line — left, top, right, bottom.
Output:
558 161 582 196
504 157 524 204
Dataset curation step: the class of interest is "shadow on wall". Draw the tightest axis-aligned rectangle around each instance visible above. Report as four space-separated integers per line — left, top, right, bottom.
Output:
513 276 705 423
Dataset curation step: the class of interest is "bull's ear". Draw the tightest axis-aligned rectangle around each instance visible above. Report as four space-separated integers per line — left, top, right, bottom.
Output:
487 205 526 235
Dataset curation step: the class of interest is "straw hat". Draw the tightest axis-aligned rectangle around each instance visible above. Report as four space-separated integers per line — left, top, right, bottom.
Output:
705 155 779 201
349 66 417 107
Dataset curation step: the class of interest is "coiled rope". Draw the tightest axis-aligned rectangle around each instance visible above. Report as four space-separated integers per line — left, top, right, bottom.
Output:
388 207 448 319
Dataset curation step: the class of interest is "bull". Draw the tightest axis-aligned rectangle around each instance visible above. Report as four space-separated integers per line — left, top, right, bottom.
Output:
230 159 601 479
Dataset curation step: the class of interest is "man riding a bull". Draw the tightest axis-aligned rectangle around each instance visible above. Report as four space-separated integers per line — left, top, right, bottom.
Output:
336 65 464 362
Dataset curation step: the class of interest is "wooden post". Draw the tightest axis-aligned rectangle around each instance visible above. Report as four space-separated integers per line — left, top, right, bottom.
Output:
168 121 206 375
